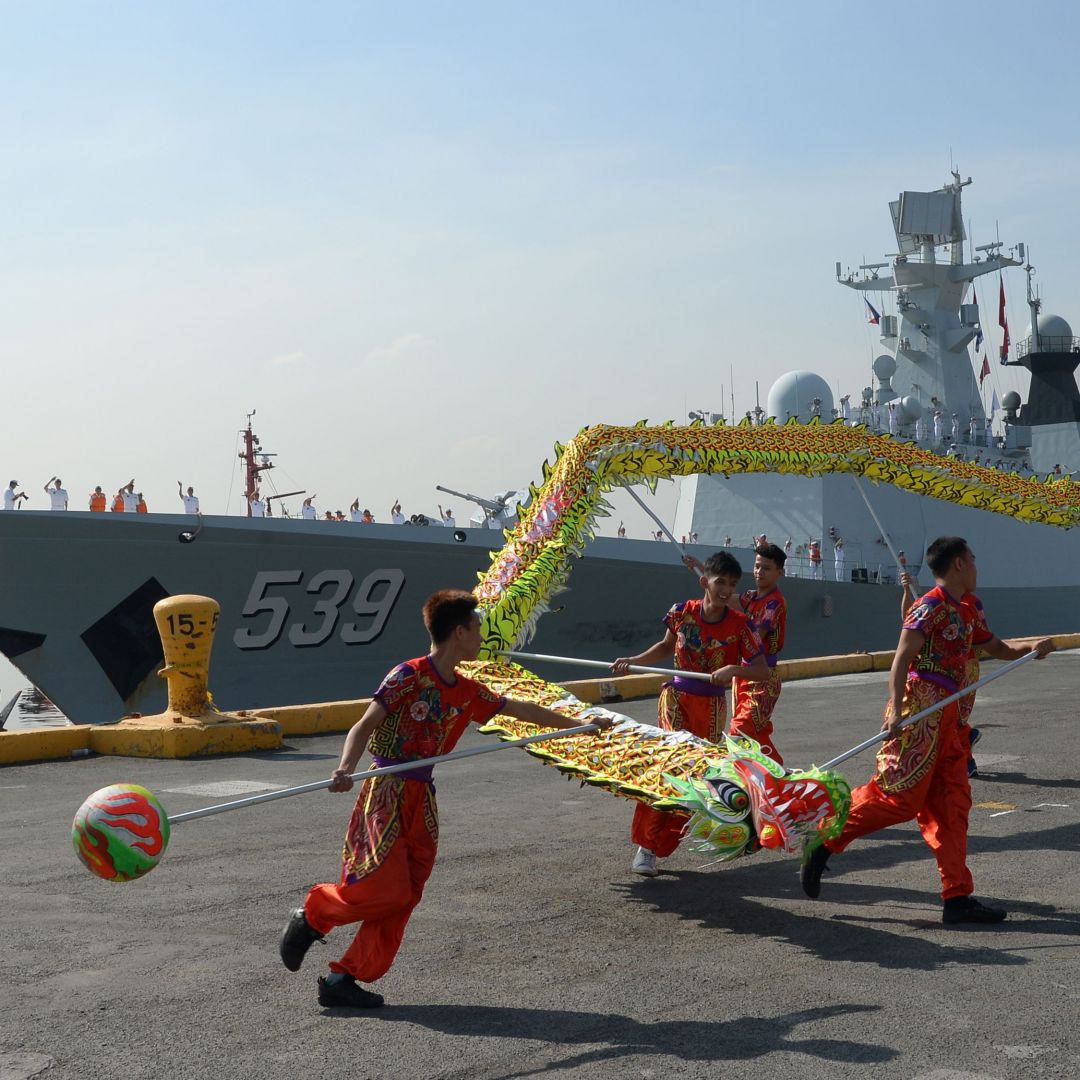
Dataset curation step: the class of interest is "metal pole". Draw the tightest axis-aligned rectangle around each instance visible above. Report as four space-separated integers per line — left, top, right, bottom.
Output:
168 723 599 825
852 475 904 575
623 485 684 548
818 650 1038 771
501 649 713 682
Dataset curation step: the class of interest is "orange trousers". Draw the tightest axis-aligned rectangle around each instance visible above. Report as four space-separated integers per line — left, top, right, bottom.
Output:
304 781 437 982
730 669 783 765
630 685 723 857
825 702 974 900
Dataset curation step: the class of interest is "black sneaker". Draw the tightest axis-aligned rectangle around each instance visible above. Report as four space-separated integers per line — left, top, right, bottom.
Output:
942 896 1007 924
317 975 384 1009
967 727 981 778
800 843 830 899
280 907 324 972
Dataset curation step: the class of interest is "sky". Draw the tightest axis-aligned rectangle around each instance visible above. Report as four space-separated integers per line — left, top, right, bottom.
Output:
3 0 1080 535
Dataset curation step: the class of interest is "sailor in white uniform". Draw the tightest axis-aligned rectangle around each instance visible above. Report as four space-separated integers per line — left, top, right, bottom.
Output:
178 483 200 514
44 477 68 511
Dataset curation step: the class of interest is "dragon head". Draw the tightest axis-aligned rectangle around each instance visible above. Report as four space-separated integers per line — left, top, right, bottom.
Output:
659 735 851 859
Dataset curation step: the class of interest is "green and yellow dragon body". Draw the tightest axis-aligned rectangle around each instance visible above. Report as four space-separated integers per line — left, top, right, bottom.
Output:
465 420 1076 859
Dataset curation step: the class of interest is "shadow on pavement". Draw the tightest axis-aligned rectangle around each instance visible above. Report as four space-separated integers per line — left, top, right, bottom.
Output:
978 770 1080 790
611 860 1040 973
354 1002 898 1076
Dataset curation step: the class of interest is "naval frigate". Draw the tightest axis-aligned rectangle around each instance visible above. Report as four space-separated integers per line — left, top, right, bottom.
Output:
0 174 1077 726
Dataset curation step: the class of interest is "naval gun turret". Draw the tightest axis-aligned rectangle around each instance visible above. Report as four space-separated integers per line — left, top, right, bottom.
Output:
434 485 530 529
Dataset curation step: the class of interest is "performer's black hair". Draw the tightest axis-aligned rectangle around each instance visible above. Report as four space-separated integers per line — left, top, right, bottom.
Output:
926 536 970 576
703 550 743 579
755 543 786 569
423 589 479 644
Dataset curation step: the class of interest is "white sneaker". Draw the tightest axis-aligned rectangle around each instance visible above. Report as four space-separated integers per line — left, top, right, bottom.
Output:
631 847 658 877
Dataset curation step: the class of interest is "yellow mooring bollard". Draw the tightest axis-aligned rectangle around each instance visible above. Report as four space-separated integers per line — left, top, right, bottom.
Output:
153 594 222 722
93 593 282 756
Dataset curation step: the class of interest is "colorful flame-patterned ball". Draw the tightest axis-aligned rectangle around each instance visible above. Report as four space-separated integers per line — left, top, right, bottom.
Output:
72 783 170 882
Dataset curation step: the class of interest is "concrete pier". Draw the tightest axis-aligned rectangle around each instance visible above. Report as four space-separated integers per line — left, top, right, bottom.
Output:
2 653 1079 1079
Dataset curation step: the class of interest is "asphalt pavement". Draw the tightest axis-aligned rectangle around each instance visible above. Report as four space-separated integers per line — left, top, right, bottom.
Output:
2 652 1080 1080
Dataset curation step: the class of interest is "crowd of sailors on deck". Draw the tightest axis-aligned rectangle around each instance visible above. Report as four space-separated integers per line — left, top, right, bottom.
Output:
0 479 504 527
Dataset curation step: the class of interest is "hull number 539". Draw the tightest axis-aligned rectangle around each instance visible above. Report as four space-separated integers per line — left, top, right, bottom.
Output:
233 569 405 651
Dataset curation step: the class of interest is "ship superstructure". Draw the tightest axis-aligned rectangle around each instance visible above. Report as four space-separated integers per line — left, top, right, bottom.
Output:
674 174 1079 588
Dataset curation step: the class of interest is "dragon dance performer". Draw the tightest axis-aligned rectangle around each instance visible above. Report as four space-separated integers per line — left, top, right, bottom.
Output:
730 543 788 764
279 589 610 1009
613 550 769 877
802 537 1055 923
903 568 981 778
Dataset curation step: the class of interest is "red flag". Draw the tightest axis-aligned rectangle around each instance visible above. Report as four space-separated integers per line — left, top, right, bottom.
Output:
998 277 1010 362
979 354 990 385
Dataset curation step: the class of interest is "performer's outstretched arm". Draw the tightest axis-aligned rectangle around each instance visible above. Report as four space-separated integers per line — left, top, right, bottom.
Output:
710 652 770 686
328 701 388 791
500 698 612 731
883 629 925 737
981 636 1055 662
612 629 676 674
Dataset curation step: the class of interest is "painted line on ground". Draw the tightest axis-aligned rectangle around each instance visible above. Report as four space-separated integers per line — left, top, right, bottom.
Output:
161 780 282 797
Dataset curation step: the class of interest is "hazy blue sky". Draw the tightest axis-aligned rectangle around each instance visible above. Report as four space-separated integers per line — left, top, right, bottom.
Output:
4 1 1079 532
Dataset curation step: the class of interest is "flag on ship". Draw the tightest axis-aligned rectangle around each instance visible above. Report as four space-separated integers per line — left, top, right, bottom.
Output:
998 276 1010 363
990 387 1001 418
972 285 984 350
979 354 991 385
864 298 880 325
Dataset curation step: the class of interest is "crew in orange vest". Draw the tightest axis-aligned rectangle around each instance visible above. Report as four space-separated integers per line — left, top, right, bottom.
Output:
88 486 107 512
111 492 125 512
136 492 148 513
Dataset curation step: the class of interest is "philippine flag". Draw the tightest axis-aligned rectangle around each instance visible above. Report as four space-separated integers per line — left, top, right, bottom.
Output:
865 298 881 325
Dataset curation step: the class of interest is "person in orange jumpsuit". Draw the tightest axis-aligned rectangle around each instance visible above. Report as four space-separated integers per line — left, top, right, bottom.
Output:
802 536 1055 923
278 589 611 1009
613 550 769 877
730 543 788 764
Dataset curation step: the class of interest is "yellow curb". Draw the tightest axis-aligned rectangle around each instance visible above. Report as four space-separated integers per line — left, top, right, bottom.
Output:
3 636 1077 764
257 700 370 737
0 726 93 764
89 718 282 758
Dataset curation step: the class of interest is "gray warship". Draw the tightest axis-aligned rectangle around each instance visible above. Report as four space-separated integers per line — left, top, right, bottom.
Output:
1 174 1077 726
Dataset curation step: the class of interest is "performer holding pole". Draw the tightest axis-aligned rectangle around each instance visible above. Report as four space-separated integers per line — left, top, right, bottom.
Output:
729 543 788 764
612 551 769 877
901 556 982 778
801 536 1055 923
279 589 611 1009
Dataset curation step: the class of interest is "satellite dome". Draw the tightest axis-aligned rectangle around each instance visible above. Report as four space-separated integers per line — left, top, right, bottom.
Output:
1024 313 1074 349
1003 390 1022 410
872 354 897 380
767 371 835 424
901 395 923 420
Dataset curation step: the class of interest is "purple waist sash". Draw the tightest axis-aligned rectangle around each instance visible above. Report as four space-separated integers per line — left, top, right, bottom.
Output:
669 675 726 699
370 755 436 784
911 670 961 695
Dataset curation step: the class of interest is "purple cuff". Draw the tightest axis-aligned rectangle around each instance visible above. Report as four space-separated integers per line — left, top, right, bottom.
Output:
747 654 779 668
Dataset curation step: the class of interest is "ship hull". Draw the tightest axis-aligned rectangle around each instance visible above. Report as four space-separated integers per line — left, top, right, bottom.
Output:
0 507 1073 725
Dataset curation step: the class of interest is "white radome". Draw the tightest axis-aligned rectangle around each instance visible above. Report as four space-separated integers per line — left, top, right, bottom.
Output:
1024 313 1074 345
901 395 923 420
767 371 835 424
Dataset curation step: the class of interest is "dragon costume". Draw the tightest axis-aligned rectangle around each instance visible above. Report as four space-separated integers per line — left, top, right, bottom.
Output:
463 419 1078 861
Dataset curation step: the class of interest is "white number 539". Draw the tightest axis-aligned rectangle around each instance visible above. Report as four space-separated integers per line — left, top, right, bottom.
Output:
232 569 405 651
